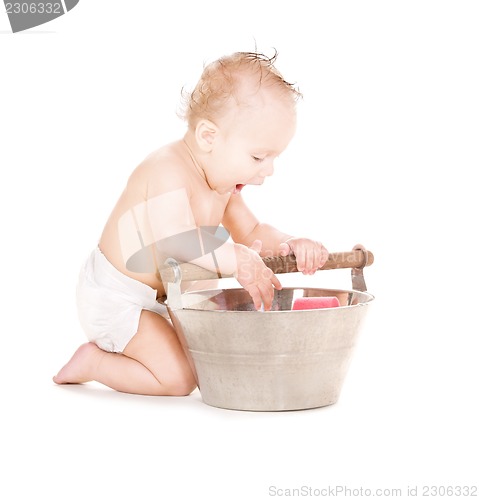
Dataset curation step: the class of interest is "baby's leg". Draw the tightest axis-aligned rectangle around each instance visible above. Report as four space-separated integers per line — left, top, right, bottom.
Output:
53 311 197 396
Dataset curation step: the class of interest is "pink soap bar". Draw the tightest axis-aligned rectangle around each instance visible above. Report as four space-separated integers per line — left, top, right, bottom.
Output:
292 296 340 310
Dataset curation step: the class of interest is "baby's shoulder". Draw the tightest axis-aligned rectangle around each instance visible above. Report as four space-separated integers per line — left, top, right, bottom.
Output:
129 142 190 189
141 142 185 172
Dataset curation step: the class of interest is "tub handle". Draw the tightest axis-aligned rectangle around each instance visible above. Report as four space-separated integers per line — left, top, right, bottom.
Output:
350 244 370 292
160 246 373 285
263 247 373 275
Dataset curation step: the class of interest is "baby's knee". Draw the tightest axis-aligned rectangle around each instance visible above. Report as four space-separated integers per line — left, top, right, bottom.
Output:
162 364 197 396
165 374 197 396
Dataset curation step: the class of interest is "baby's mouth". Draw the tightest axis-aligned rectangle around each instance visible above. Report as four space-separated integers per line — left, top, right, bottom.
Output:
233 184 245 194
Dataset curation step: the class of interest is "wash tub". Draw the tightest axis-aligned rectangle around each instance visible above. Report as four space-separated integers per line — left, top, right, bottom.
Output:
162 247 374 411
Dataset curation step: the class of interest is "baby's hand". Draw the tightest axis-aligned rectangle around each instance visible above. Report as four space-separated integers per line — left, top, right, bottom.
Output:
278 238 329 275
235 240 282 311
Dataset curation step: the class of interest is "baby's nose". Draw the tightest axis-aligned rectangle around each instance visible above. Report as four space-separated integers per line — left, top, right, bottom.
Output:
260 160 275 177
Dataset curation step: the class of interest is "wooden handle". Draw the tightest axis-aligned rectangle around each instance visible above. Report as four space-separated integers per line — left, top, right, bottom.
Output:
263 249 374 274
161 249 374 283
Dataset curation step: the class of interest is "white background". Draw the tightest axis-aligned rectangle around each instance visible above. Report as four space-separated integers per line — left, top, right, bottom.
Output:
1 1 478 498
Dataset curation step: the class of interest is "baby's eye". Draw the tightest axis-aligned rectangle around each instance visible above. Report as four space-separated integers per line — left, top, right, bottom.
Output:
252 156 264 162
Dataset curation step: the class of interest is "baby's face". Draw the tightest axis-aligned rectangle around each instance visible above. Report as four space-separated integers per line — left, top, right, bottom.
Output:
204 93 297 195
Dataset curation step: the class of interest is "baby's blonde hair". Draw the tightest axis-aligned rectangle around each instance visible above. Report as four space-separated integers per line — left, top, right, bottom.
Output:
179 51 302 128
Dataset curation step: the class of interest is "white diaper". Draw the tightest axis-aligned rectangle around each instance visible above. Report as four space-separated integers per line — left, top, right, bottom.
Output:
76 247 168 353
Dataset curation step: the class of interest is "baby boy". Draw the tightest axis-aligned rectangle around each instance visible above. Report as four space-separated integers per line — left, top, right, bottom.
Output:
53 51 328 396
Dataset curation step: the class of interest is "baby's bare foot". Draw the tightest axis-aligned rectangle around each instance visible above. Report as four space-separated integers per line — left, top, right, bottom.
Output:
53 342 103 385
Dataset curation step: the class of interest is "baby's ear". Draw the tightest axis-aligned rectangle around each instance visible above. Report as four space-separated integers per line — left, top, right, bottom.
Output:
195 120 218 152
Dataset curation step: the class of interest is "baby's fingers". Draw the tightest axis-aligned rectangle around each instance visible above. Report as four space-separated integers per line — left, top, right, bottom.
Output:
294 246 309 273
270 272 282 291
246 278 281 311
246 286 264 311
295 243 329 274
310 245 327 273
317 243 329 268
260 281 277 311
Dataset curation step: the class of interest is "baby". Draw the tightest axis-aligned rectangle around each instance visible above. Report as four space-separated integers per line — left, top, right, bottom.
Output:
53 52 329 396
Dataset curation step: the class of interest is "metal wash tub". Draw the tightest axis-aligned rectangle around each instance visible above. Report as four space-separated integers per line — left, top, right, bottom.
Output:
161 247 374 411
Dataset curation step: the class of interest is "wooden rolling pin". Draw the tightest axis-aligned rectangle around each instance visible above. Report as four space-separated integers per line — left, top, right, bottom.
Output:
161 248 374 283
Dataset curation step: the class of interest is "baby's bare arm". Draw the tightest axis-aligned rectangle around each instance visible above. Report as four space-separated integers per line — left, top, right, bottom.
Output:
222 194 292 256
223 194 329 274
